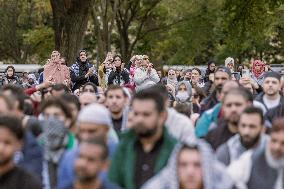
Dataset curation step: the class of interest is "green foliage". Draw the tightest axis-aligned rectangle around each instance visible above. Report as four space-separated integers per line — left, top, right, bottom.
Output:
1 0 284 66
23 27 54 64
0 0 53 64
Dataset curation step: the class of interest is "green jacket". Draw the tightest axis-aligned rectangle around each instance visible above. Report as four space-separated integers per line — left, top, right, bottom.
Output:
108 127 177 189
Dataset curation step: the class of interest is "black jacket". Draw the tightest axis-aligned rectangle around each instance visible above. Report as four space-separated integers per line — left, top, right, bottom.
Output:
254 92 284 112
108 69 130 86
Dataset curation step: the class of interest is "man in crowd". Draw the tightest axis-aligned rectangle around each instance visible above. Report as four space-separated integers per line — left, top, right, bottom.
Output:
1 85 43 178
57 103 118 189
255 71 284 112
73 139 120 189
265 102 284 128
108 88 177 189
105 85 129 135
50 84 70 97
0 115 41 188
228 118 284 189
205 87 253 150
142 140 234 189
200 66 231 114
60 94 81 133
196 80 239 137
216 106 268 165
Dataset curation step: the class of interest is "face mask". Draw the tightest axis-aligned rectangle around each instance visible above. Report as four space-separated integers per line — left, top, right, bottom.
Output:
176 91 189 102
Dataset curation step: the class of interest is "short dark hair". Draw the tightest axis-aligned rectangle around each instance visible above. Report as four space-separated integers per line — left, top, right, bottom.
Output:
146 84 168 102
132 87 165 113
180 144 199 152
112 55 123 63
174 103 192 118
60 94 81 111
271 118 284 133
40 98 72 119
215 66 231 77
223 87 253 103
0 115 24 140
192 67 201 75
82 137 108 160
1 84 25 111
82 82 98 93
51 84 70 93
5 65 15 74
242 106 264 125
105 85 127 98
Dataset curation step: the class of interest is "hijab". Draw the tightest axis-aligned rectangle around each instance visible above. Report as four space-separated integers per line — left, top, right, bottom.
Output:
252 60 265 79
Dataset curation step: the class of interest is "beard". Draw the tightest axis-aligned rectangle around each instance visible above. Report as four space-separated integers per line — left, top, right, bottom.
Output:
266 89 278 96
227 113 240 125
0 156 12 166
133 122 158 138
76 170 98 183
240 134 261 149
215 84 223 93
109 105 123 114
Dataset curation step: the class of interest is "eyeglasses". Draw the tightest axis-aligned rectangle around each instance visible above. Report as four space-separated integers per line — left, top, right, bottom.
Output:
143 58 149 60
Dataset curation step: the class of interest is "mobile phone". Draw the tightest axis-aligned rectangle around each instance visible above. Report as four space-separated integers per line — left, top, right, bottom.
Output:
242 69 250 77
232 72 240 80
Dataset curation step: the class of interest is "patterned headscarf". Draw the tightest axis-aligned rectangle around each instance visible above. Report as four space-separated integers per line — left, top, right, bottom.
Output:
39 118 69 164
252 60 265 79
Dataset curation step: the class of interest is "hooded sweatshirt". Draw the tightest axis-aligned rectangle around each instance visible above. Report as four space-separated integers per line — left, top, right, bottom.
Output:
142 139 234 189
175 81 192 103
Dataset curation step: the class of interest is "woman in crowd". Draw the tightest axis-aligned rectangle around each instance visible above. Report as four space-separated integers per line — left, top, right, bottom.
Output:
251 59 266 86
2 65 21 85
204 60 216 82
108 55 130 86
43 51 71 86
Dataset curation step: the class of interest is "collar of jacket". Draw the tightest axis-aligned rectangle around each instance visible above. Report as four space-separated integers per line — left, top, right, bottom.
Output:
117 126 177 189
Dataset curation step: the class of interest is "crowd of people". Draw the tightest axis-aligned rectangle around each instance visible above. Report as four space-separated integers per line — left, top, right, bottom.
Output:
0 50 283 189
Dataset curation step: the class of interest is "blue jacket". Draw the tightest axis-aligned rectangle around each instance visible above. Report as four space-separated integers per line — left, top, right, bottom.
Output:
57 140 118 189
17 131 43 180
195 103 222 138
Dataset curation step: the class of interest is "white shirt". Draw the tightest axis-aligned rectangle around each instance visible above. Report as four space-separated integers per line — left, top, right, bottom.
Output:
263 95 280 109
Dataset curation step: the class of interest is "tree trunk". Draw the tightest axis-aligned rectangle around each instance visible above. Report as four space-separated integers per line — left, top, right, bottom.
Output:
50 0 93 66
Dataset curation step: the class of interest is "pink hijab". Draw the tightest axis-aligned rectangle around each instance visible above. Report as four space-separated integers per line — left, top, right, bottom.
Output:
43 51 70 85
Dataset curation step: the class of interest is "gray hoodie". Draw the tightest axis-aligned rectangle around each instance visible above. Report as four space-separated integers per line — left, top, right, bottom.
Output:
142 139 234 189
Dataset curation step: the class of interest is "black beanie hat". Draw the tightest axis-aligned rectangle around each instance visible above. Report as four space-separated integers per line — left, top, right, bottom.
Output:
264 71 281 81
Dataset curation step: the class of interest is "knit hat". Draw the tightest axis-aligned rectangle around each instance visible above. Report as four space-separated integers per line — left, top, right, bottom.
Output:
78 103 112 127
225 57 234 67
264 71 281 81
215 66 231 77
